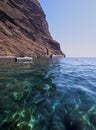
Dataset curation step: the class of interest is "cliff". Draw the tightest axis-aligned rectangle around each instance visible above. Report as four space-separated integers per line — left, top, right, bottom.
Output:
0 0 65 57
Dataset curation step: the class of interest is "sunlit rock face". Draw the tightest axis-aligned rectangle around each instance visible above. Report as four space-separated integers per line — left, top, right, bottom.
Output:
0 0 64 57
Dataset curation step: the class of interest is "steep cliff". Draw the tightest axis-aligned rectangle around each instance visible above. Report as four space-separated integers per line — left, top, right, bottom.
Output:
0 0 64 57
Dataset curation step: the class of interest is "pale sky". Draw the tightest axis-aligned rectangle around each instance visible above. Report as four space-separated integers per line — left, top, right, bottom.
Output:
39 0 96 57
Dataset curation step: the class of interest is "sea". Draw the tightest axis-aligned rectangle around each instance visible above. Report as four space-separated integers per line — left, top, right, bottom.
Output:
0 57 96 130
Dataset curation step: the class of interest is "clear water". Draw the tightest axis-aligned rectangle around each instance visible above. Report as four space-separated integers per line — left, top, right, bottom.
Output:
0 58 96 130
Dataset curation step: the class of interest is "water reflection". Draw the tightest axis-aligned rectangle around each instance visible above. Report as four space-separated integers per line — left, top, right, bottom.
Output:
0 58 96 130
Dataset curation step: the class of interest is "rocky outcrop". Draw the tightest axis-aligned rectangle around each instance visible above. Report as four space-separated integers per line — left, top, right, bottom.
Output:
0 0 65 57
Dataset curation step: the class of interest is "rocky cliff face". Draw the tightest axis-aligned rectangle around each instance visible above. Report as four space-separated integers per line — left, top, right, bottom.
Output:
0 0 64 57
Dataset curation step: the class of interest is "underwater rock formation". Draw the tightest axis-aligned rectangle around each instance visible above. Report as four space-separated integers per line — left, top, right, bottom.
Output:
0 0 65 57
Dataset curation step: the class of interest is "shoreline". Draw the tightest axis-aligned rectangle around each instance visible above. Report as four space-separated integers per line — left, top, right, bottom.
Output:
0 54 65 59
0 56 16 58
0 54 65 62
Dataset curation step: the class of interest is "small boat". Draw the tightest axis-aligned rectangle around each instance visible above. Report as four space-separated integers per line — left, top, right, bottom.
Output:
15 56 33 62
50 54 65 58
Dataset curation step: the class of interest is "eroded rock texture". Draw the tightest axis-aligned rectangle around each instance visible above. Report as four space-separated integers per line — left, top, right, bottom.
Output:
0 0 64 57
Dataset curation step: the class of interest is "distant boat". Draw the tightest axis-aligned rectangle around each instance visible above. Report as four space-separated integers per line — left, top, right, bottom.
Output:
50 54 65 58
15 56 33 62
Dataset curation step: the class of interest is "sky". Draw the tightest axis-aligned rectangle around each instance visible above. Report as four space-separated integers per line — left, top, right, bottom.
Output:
39 0 96 57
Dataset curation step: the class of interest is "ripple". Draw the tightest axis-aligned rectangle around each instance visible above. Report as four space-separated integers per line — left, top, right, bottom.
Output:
0 58 96 130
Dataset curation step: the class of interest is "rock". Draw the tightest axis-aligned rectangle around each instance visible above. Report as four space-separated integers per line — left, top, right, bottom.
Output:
0 0 65 57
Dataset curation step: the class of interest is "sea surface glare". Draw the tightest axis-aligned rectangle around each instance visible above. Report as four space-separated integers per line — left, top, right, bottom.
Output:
0 58 96 130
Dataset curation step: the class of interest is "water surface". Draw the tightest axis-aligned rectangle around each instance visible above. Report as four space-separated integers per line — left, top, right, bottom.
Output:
0 58 96 130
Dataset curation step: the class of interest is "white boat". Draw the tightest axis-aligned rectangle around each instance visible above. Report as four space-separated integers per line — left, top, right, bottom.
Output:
15 56 33 62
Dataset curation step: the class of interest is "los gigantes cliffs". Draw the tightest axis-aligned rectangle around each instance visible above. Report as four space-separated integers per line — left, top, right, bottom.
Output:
0 0 65 57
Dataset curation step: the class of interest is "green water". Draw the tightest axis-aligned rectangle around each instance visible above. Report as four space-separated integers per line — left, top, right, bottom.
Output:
0 58 96 130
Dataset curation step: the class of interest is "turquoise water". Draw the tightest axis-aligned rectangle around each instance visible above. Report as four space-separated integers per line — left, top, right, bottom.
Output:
0 58 96 130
